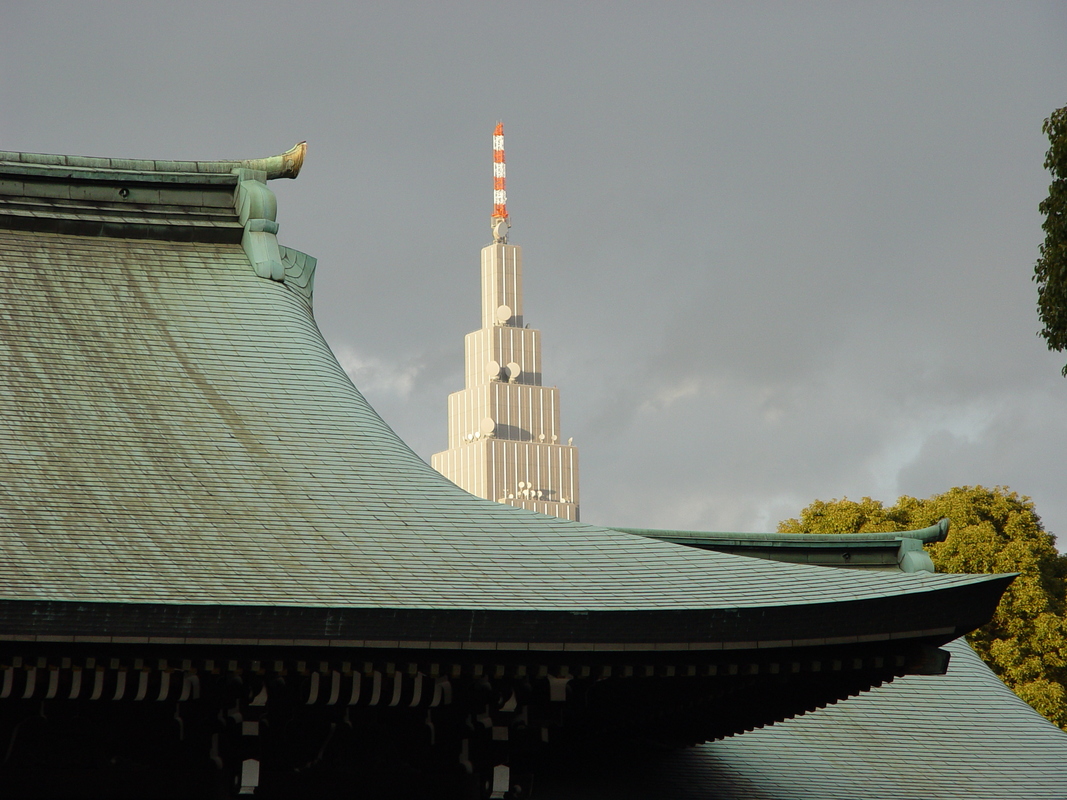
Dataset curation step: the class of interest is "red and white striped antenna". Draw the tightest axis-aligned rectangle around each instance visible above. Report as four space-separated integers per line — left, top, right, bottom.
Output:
492 121 510 242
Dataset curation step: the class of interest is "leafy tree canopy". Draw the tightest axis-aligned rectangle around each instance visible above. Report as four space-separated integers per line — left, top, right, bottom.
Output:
1036 105 1067 375
780 486 1067 729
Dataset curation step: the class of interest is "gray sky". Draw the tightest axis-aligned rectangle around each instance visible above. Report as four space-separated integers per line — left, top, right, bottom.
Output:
3 2 1066 539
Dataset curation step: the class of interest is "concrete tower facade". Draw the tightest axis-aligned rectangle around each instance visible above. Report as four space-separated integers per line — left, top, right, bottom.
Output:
432 124 580 520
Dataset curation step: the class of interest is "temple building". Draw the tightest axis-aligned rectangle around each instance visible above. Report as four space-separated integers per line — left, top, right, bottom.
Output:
0 138 1064 799
432 124 579 520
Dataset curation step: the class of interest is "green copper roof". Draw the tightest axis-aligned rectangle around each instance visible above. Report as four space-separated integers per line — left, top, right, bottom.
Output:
536 637 1067 799
616 521 947 572
0 147 1011 655
0 227 1004 613
0 141 306 179
615 518 950 546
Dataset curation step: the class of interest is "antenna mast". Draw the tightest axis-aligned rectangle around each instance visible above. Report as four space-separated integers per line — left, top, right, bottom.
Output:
492 121 510 243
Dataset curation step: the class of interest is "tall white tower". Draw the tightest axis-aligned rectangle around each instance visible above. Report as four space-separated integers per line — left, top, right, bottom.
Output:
431 123 580 520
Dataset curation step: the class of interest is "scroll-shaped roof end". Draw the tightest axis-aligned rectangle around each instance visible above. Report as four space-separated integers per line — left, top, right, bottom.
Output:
234 141 306 179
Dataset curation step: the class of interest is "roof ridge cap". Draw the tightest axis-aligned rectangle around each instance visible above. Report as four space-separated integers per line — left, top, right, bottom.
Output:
0 141 306 180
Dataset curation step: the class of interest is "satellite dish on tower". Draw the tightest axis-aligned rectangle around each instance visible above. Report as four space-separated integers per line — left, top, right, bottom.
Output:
479 417 496 436
487 359 501 380
505 361 521 380
496 304 513 324
492 218 509 242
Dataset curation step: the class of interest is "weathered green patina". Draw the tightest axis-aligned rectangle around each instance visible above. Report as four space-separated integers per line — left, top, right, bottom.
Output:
0 143 1056 799
617 519 947 572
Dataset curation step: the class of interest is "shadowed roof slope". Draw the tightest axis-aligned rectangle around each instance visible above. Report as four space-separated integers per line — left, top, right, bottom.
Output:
536 638 1067 799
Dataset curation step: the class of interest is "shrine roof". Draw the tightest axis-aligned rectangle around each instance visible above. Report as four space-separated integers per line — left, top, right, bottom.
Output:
0 142 305 180
536 636 1067 799
0 143 304 243
0 145 1011 647
616 519 949 547
616 520 949 571
564 525 1067 798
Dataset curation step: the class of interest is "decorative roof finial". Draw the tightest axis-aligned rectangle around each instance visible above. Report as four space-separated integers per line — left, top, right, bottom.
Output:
492 122 510 243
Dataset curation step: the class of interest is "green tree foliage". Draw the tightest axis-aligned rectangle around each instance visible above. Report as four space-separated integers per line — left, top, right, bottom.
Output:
1036 106 1067 375
780 486 1067 729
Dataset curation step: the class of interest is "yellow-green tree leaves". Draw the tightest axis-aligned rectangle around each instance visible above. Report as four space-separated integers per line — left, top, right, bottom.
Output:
781 487 1067 729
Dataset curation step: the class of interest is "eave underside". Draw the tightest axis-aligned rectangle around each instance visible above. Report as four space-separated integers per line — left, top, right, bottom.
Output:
0 577 1009 649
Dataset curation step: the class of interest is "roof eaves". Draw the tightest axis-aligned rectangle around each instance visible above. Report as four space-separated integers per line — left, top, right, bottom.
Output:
0 143 307 246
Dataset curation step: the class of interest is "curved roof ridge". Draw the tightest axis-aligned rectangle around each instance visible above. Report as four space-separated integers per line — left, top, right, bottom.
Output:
616 519 950 546
0 141 306 180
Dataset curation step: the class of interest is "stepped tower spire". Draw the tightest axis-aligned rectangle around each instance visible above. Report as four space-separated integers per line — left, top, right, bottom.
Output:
432 123 580 520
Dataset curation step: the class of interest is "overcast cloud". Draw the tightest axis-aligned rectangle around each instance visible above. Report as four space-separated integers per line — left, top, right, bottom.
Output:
2 2 1065 539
